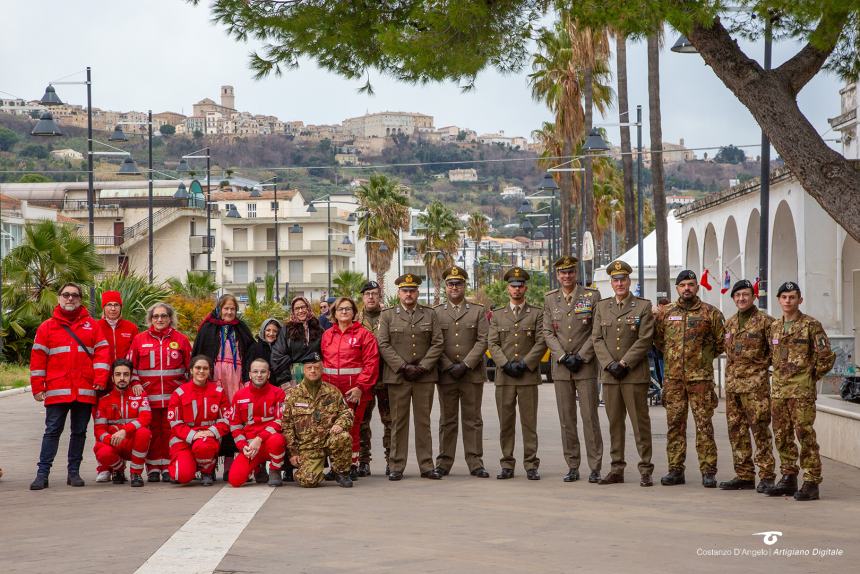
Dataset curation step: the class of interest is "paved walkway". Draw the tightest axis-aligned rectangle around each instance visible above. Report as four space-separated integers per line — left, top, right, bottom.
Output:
1 385 858 573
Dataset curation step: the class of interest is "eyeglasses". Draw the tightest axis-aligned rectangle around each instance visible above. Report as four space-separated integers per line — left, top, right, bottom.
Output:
446 282 465 287
60 292 81 299
152 313 170 319
293 305 308 311
336 307 353 313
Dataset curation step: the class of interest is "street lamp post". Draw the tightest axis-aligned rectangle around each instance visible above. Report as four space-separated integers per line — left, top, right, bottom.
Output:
538 173 559 288
181 148 212 273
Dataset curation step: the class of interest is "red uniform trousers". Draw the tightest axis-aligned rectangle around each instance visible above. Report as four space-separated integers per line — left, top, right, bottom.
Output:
227 433 287 487
348 398 370 465
146 407 171 472
93 427 152 475
169 435 221 484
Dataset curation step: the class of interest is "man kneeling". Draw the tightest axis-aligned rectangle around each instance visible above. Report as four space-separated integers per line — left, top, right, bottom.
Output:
93 359 152 487
228 358 287 487
282 354 354 488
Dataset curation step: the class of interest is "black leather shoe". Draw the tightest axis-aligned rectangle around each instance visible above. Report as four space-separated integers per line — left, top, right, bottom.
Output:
588 470 601 484
470 467 490 478
526 469 541 481
793 481 819 501
420 469 443 480
756 478 774 493
434 466 450 476
130 474 144 487
147 471 160 483
201 473 214 486
161 471 171 483
67 474 85 487
336 472 354 488
349 465 360 481
563 469 580 482
599 472 624 485
702 473 717 488
268 469 283 487
255 466 269 483
111 471 127 484
661 470 685 486
388 470 403 481
30 475 49 490
640 474 653 487
496 468 514 480
766 474 798 497
357 462 371 477
719 476 755 490
324 469 336 482
283 467 295 482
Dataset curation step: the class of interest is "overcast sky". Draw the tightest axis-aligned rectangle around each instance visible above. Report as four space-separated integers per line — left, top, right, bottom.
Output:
1 0 845 159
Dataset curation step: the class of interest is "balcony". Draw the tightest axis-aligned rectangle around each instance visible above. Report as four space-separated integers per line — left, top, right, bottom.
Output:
224 239 354 258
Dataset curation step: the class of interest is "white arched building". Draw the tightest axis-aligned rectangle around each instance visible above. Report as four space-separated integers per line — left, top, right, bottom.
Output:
674 166 860 373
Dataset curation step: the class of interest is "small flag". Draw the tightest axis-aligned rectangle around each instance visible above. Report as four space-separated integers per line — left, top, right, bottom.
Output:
700 268 713 291
720 269 731 294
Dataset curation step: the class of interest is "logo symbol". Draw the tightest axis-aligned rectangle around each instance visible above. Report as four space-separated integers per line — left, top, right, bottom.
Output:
753 531 783 546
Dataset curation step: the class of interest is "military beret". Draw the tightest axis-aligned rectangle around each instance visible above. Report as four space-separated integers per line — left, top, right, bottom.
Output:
395 273 421 288
676 270 697 285
443 266 468 282
553 255 578 271
730 279 754 297
777 281 801 297
301 352 322 364
360 280 380 293
503 266 529 284
607 259 632 278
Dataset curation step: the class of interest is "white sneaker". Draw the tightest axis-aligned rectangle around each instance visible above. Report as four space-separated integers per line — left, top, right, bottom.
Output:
96 471 111 482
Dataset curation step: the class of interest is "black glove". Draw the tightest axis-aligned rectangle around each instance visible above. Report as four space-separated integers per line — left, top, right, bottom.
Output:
515 359 529 374
401 364 420 381
606 361 629 379
502 362 524 378
561 353 584 373
448 362 469 379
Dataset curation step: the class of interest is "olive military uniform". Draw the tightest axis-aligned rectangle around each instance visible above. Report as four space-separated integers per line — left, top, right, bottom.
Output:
434 268 489 474
488 268 547 473
357 302 392 467
655 285 725 477
542 273 603 476
592 281 655 480
768 311 835 485
377 276 444 476
724 300 776 483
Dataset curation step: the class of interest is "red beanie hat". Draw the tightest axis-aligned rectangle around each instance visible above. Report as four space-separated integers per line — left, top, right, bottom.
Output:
101 290 122 308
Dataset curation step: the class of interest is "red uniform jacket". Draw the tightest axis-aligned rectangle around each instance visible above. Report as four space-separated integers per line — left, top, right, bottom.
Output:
128 327 192 408
94 387 152 443
98 317 138 364
320 321 379 393
167 381 230 446
228 382 286 450
30 306 111 405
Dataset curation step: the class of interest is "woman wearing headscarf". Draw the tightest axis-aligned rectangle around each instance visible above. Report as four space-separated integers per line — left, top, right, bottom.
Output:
245 318 282 381
271 296 323 388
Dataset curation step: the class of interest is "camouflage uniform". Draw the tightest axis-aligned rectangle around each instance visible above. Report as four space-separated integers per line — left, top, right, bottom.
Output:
768 313 835 484
357 307 391 465
724 308 776 481
282 379 354 487
654 297 725 474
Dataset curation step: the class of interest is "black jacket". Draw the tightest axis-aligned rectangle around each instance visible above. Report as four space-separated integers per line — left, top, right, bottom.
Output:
191 317 255 382
270 318 322 385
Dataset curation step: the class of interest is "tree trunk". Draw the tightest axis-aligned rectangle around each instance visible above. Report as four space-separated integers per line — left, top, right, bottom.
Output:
648 34 670 297
376 269 386 301
616 33 636 251
688 18 860 242
583 65 594 284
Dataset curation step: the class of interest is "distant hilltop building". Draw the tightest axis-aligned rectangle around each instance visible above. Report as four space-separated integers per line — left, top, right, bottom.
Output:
343 111 434 138
448 168 478 182
477 131 528 149
610 137 695 166
501 186 525 199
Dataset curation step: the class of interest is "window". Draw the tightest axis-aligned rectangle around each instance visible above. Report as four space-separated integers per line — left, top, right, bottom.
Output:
233 261 248 284
288 260 303 283
247 203 256 218
270 201 279 212
1 223 23 257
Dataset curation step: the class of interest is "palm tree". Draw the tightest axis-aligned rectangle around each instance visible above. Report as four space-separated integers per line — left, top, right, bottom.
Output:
648 33 670 296
355 173 410 298
167 270 219 300
95 273 170 326
332 270 367 300
613 31 636 251
417 201 461 304
466 210 489 287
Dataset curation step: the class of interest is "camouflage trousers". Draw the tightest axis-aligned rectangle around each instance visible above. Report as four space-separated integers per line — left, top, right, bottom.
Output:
293 431 352 488
725 389 775 480
771 397 822 484
358 385 391 464
663 378 718 474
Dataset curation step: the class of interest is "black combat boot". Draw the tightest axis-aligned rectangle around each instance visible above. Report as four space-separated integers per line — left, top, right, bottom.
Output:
660 469 685 486
719 476 755 490
147 470 160 483
29 475 49 490
67 474 85 487
793 481 819 501
702 473 717 488
111 471 127 484
130 474 144 487
267 468 283 487
349 465 360 481
756 478 775 493
335 472 354 488
765 474 798 496
357 462 371 477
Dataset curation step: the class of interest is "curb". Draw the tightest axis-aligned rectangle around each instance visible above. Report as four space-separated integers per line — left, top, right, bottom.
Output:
0 386 30 399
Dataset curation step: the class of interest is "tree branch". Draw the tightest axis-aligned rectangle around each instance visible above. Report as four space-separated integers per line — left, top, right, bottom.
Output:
774 11 843 95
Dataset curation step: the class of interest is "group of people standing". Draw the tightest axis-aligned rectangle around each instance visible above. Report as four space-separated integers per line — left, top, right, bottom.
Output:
25 255 835 501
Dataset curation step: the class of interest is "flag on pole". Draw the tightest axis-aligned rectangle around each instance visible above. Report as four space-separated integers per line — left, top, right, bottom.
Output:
720 269 731 294
700 268 713 291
